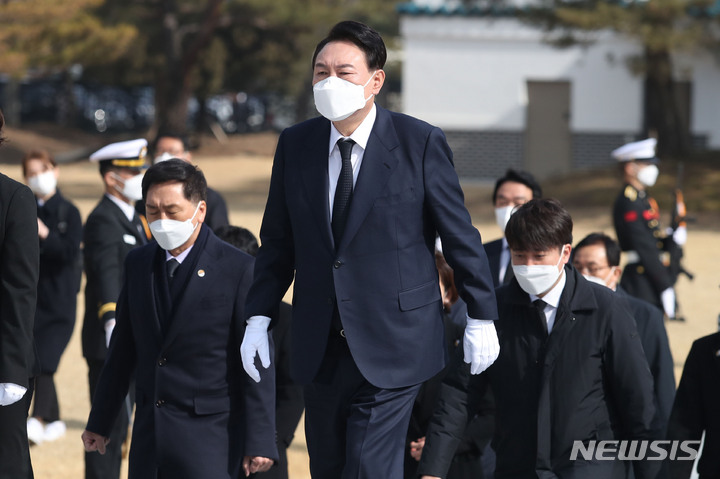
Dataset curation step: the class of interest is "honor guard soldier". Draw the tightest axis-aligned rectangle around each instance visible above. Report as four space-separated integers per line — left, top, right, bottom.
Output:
612 138 686 321
82 138 151 479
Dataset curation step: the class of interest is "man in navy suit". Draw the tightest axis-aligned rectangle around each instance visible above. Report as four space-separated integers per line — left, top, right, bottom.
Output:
240 20 499 479
484 169 542 288
82 160 277 478
0 109 40 479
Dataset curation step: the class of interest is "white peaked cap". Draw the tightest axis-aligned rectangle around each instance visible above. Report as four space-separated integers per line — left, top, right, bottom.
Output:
90 138 148 168
611 138 658 163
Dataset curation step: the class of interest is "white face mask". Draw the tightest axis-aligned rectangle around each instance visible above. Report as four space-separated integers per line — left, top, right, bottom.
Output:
149 202 203 251
494 205 515 233
583 266 616 289
637 164 659 187
153 152 175 164
512 251 565 296
28 170 57 198
112 172 144 201
313 72 376 122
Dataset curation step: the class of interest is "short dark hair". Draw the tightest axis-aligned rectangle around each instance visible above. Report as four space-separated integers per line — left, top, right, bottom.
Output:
0 109 5 147
153 130 190 154
505 198 573 252
574 232 621 267
492 169 542 204
141 158 207 203
312 20 387 71
215 225 259 257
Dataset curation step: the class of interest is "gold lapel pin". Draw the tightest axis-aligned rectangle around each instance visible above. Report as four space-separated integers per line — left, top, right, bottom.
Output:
197 269 205 278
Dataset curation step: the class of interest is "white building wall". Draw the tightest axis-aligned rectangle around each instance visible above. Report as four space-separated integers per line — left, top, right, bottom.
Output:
674 49 720 148
401 16 646 133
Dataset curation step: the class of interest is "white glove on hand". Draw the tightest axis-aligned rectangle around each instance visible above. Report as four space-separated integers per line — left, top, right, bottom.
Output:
241 316 272 383
672 225 687 246
0 383 27 406
661 287 676 319
104 319 116 348
463 318 500 374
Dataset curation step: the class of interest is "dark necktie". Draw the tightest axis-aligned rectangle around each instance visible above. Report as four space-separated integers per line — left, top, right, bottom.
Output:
533 299 548 335
166 258 180 281
332 138 356 246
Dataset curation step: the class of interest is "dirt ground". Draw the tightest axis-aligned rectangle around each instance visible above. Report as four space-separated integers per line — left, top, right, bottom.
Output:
1 130 718 478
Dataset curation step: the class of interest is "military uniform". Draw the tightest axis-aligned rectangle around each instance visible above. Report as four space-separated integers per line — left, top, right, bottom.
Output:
613 183 673 311
81 139 150 479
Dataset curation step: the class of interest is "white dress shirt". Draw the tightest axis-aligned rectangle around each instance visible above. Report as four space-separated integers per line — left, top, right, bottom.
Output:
105 193 136 222
498 238 510 284
327 104 377 216
166 245 193 263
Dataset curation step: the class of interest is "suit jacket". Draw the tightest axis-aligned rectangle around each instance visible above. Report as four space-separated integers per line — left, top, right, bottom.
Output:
667 332 720 479
0 173 39 388
35 190 82 372
82 195 147 360
484 238 513 288
420 266 659 479
407 299 495 479
86 226 278 479
616 286 675 436
246 106 498 389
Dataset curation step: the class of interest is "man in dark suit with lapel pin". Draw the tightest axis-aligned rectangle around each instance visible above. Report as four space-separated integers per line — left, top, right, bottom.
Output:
82 159 277 478
82 138 151 479
0 109 40 479
484 169 542 288
240 20 499 479
419 199 659 479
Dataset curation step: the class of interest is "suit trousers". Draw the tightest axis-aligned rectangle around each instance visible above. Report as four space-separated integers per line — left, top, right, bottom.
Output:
303 335 421 479
86 358 130 479
31 373 60 422
0 378 34 479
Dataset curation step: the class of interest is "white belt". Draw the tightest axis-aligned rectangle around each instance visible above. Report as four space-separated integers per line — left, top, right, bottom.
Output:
624 250 640 264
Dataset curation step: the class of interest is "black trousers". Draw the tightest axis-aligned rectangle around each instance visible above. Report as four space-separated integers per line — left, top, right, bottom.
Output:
0 378 34 479
303 335 421 479
85 358 130 479
31 373 60 423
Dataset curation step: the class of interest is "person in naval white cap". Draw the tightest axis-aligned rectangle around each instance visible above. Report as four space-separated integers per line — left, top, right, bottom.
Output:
611 138 686 321
81 138 150 479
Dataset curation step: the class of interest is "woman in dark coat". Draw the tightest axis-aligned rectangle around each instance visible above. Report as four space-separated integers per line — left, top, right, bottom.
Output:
22 150 82 444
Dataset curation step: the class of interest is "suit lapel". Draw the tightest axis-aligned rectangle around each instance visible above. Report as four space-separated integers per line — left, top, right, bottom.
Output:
299 122 335 252
147 250 164 347
162 238 218 344
339 107 399 251
103 196 145 244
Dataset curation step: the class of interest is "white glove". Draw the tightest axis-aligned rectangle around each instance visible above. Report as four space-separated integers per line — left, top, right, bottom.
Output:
463 318 500 374
661 287 676 319
104 319 116 348
240 316 272 383
0 383 27 406
672 225 687 246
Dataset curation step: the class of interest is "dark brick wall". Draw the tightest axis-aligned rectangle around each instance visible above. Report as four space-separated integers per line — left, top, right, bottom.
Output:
444 130 524 180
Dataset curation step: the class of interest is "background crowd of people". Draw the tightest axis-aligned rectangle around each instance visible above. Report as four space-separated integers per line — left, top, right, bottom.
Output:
0 19 718 479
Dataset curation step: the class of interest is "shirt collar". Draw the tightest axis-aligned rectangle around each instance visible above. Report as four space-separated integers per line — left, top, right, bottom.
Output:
105 193 136 222
530 269 566 309
328 103 377 155
166 244 194 264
